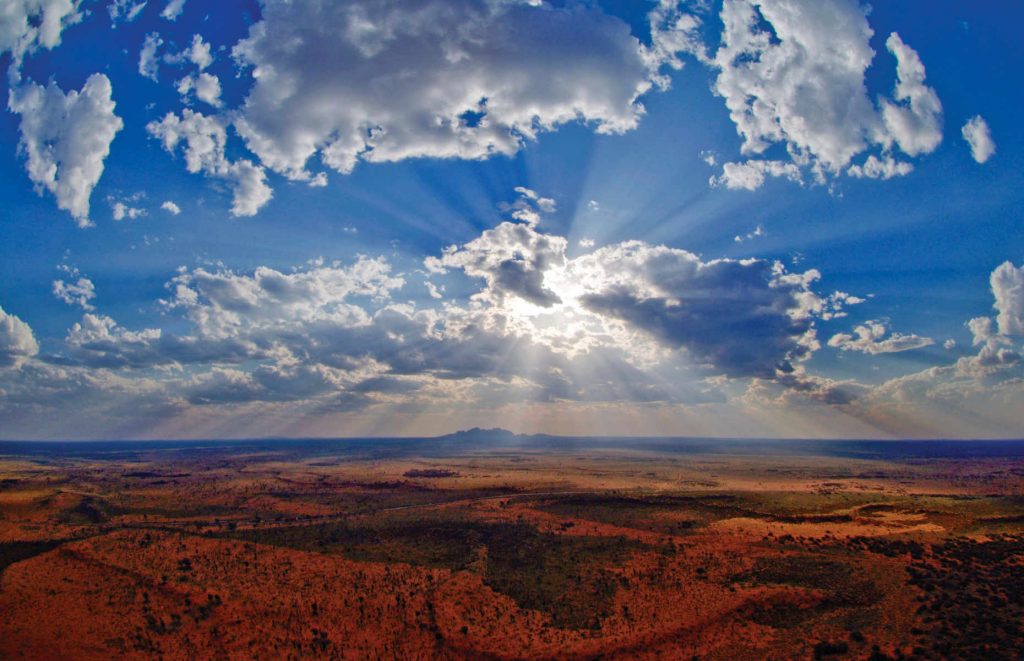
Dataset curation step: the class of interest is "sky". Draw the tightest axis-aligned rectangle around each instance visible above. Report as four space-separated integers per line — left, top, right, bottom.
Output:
0 0 1022 441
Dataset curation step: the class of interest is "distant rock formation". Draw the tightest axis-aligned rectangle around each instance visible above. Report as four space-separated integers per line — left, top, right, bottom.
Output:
436 427 526 443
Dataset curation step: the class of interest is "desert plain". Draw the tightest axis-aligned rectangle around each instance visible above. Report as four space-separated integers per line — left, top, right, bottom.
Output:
1 432 1022 660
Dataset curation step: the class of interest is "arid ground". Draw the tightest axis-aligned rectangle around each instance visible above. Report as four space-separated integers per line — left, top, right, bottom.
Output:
2 433 1023 660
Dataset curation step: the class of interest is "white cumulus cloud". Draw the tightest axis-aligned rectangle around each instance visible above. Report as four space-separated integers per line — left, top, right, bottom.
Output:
0 305 39 367
231 0 689 181
177 72 222 108
111 201 145 220
8 73 124 227
160 0 185 21
706 0 942 189
880 32 943 157
734 224 765 243
991 261 1024 337
108 0 146 26
711 160 801 191
182 33 212 70
53 265 96 310
147 109 272 217
828 320 934 354
138 32 162 80
847 155 914 180
0 0 83 64
961 115 995 164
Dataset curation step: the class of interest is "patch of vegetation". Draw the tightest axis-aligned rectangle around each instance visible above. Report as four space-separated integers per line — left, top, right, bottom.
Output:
812 640 849 659
768 513 854 524
739 598 821 629
734 554 883 611
536 492 894 532
60 496 122 524
483 524 636 630
903 495 1024 534
845 537 926 559
0 540 62 575
225 516 645 630
856 504 898 514
533 493 748 532
908 533 1024 659
731 491 891 518
119 504 241 519
403 469 460 478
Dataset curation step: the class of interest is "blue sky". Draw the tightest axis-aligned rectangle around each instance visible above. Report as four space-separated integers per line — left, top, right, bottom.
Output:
0 0 1022 440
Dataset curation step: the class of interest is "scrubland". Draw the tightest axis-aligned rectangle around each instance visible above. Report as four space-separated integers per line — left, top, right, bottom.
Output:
1 441 1022 659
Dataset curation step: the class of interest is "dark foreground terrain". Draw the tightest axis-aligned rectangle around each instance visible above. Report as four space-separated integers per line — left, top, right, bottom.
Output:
2 433 1023 659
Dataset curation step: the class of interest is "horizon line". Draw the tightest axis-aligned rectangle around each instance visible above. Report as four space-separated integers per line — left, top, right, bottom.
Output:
2 433 1024 444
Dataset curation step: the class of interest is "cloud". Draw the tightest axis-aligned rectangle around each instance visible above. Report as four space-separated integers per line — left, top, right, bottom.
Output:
181 33 212 70
53 264 96 310
434 195 843 381
852 262 1024 437
711 160 800 190
111 202 143 220
59 310 271 370
163 256 405 340
647 0 709 69
15 187 1008 435
574 243 825 379
967 316 994 346
428 188 567 307
0 360 177 431
712 0 880 172
749 368 866 407
177 72 222 107
146 33 214 91
706 0 942 188
734 224 765 243
160 0 185 21
434 222 567 308
880 33 943 157
38 205 847 411
991 261 1024 336
109 0 147 26
0 305 39 368
961 261 1024 370
847 155 913 180
827 320 934 354
109 194 147 220
8 73 124 227
147 109 272 216
161 200 181 215
495 186 556 225
138 32 162 80
231 0 689 181
962 115 995 164
225 160 273 217
0 0 83 64
63 313 165 368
